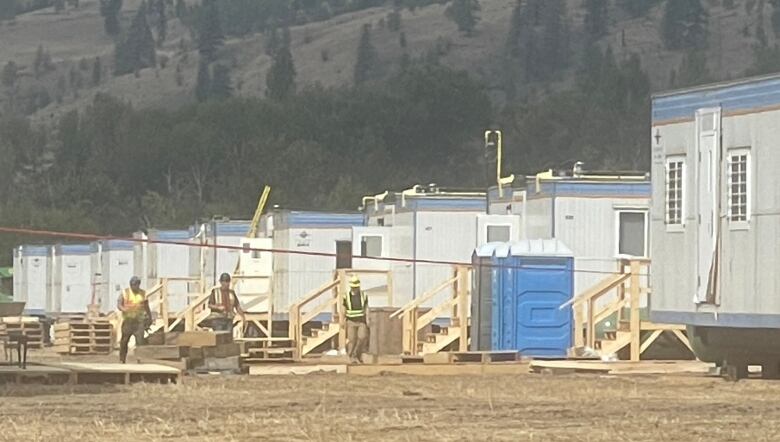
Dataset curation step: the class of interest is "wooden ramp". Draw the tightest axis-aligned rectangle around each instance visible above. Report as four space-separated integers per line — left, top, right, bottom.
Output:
0 363 181 385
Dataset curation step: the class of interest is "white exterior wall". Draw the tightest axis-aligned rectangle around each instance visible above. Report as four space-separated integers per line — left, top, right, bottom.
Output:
652 107 780 320
414 212 478 308
235 237 273 313
100 243 135 314
146 231 196 312
273 227 353 312
16 246 50 312
53 247 93 314
12 247 22 303
554 196 650 305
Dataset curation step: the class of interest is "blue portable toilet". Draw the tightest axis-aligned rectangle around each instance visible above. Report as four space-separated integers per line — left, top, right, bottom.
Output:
471 239 574 358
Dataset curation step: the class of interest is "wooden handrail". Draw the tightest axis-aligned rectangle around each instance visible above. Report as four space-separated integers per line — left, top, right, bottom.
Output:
561 273 630 310
290 279 341 312
416 297 458 332
390 275 458 319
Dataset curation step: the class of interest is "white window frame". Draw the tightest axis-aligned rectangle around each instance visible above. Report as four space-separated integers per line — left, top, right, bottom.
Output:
665 155 686 231
726 147 751 230
484 223 513 244
359 234 384 258
614 209 649 258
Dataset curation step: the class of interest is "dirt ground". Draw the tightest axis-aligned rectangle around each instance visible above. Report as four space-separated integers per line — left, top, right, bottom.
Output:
3 366 780 442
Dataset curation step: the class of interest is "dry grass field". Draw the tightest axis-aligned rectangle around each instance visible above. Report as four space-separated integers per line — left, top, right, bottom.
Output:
3 369 780 441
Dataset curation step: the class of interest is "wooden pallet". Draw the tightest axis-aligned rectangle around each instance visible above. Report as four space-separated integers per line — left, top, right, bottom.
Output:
445 351 522 364
0 363 182 385
0 318 44 349
53 320 114 355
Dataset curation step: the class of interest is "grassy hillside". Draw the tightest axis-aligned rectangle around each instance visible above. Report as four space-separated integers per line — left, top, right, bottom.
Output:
0 0 776 129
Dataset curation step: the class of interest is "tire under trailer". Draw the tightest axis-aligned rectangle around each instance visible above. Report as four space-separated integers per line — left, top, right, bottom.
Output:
687 325 780 380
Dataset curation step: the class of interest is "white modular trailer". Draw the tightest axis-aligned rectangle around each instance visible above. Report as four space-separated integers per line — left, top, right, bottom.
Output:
92 240 135 314
234 237 273 313
650 74 780 364
143 229 197 312
271 211 365 313
202 220 252 287
51 244 93 314
487 174 651 305
363 188 518 309
13 245 50 314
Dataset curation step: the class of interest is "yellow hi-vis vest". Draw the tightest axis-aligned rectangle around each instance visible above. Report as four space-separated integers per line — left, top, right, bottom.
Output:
344 290 367 319
123 288 146 319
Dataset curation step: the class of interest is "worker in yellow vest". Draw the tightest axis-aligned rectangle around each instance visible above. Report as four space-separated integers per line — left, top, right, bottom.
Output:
342 274 369 364
116 276 152 363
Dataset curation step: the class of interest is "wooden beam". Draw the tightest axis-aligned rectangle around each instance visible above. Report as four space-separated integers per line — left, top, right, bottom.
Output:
457 266 469 352
629 260 641 362
639 329 663 355
390 275 458 319
671 329 695 354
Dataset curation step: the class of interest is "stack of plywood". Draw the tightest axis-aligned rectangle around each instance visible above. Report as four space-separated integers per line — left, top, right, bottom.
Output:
135 331 241 371
53 318 113 355
0 317 44 348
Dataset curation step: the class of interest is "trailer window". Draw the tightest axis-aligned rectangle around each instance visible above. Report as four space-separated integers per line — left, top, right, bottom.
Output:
616 211 647 257
360 236 383 258
665 157 685 226
727 148 750 224
487 225 511 243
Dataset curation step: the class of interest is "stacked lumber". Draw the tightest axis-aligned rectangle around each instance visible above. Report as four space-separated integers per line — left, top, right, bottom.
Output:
135 331 241 372
0 317 44 348
53 318 113 355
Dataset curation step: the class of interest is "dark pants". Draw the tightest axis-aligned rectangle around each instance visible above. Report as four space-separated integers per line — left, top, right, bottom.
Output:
211 317 233 332
119 317 146 363
346 319 368 361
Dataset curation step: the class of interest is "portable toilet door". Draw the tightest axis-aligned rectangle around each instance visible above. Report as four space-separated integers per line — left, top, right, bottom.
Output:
56 245 93 314
491 239 574 358
471 242 505 351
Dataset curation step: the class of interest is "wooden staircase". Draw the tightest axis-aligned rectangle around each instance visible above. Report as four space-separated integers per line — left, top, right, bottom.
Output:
391 265 470 356
301 321 341 356
568 259 694 361
289 269 393 359
418 317 466 354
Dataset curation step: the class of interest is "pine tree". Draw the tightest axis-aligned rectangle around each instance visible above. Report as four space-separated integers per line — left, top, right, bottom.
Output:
584 0 608 41
265 27 280 56
92 56 102 85
661 0 708 50
539 0 568 77
0 0 16 21
33 45 53 79
197 0 224 64
153 0 167 46
195 60 211 101
354 24 378 85
175 0 186 18
387 8 402 31
400 31 407 48
209 64 232 100
100 0 123 36
619 0 661 18
673 51 711 87
771 0 780 37
265 43 296 100
445 0 480 36
55 0 65 13
114 2 156 76
1 61 17 88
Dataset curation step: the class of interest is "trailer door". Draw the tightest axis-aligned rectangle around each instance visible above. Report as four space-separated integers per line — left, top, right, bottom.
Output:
695 108 721 304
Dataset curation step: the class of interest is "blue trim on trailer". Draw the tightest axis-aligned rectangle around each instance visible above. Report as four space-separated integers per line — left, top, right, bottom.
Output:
212 222 252 237
21 246 49 257
530 182 651 198
651 310 780 329
102 240 135 251
403 198 486 212
277 211 365 228
653 75 780 123
151 230 191 241
56 244 92 255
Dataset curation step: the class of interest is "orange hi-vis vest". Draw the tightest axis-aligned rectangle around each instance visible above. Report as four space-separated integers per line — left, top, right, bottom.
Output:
123 288 146 318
